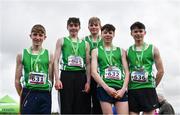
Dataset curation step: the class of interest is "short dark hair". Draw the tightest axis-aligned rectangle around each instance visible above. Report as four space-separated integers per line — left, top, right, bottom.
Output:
67 17 80 26
101 24 115 32
130 21 145 31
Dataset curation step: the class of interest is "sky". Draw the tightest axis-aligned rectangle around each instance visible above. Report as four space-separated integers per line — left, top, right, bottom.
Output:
1 0 180 113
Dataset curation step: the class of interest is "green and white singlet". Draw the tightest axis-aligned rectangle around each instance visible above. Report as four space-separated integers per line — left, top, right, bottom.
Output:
84 35 103 54
22 48 52 91
98 46 125 88
61 36 86 71
127 43 156 90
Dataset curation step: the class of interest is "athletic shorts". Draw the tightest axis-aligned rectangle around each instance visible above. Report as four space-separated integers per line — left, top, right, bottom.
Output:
128 88 159 112
97 87 128 104
20 88 51 114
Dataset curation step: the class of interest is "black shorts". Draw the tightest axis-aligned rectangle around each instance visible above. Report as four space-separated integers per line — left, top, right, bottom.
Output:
21 88 51 114
97 87 128 104
128 88 159 112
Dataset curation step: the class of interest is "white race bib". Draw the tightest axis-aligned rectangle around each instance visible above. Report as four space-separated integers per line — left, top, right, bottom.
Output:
68 55 83 67
105 66 121 80
28 72 46 85
131 71 148 83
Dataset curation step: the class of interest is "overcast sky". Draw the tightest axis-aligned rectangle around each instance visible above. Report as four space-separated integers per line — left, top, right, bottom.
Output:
1 0 180 113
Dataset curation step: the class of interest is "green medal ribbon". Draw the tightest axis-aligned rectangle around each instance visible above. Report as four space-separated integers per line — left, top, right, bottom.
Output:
101 43 113 66
30 47 43 72
134 43 146 68
68 36 79 56
88 35 100 48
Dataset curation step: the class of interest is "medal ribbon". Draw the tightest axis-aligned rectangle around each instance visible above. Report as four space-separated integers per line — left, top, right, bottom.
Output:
134 43 146 67
30 47 43 72
101 43 113 66
88 35 100 48
68 36 79 56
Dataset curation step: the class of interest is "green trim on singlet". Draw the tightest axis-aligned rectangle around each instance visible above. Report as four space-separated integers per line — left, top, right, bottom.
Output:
98 46 125 88
61 37 86 71
84 35 103 55
127 44 156 90
22 48 52 91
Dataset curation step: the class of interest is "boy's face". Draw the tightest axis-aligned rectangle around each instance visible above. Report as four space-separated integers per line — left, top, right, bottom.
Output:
67 22 80 37
131 28 146 41
88 22 101 35
101 30 115 43
30 32 46 46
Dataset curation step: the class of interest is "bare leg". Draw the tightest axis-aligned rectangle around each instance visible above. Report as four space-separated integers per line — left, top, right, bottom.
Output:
100 101 113 115
115 101 129 114
129 111 139 115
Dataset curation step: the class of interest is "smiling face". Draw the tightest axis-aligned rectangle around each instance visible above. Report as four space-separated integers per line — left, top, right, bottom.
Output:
30 32 46 46
130 22 146 43
88 17 101 36
30 24 46 47
67 17 80 38
88 22 101 35
101 24 115 44
101 30 115 44
131 28 146 42
67 22 80 37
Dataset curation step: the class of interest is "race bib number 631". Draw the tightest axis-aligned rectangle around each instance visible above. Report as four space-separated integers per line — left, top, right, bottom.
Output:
28 72 46 84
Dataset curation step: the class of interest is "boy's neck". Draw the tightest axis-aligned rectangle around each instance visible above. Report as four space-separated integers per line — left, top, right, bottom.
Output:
90 34 99 41
135 40 144 47
104 42 112 48
70 35 78 41
31 45 42 53
70 34 78 38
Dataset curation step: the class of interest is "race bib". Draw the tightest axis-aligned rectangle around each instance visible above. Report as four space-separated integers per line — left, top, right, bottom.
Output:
105 66 121 80
28 72 46 85
68 55 83 67
131 71 148 83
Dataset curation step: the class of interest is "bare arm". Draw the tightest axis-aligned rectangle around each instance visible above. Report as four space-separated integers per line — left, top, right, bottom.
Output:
86 42 91 83
48 53 54 86
15 54 23 96
121 49 130 90
83 42 91 93
54 38 63 90
154 46 164 86
115 49 130 99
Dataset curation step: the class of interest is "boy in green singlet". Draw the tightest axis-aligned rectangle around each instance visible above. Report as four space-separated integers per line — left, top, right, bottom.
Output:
84 17 102 114
127 21 164 114
91 24 129 114
15 24 53 114
54 17 91 114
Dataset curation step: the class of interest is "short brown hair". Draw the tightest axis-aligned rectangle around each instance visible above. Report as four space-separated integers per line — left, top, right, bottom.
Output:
88 17 101 27
31 24 46 35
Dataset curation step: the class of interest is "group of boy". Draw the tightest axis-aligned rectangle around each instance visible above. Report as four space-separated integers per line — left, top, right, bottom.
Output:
15 17 164 114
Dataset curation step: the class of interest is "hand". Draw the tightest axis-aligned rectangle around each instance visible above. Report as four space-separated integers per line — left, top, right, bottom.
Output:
114 88 126 99
105 87 117 97
84 82 90 93
55 79 63 90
